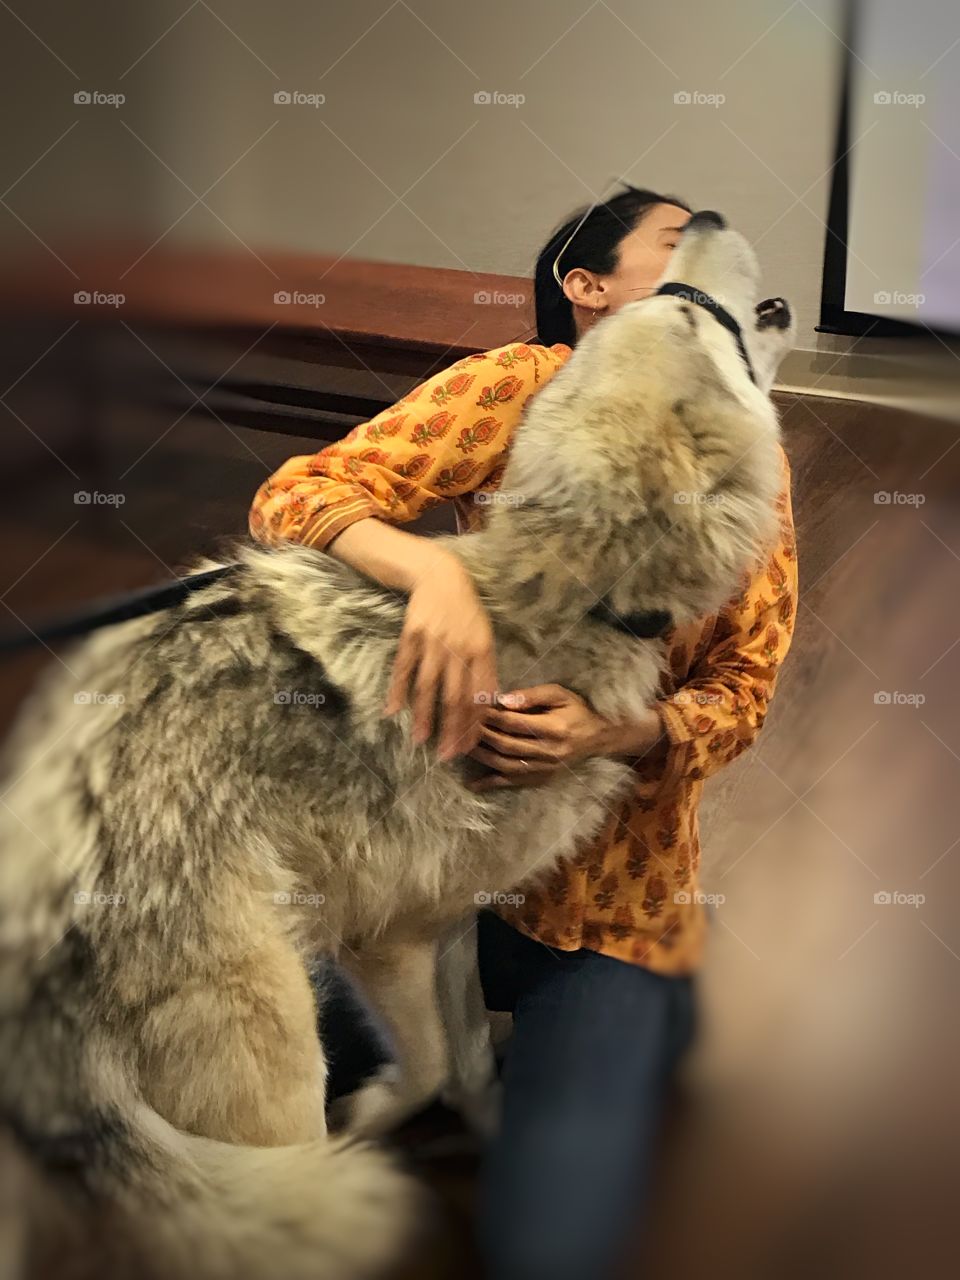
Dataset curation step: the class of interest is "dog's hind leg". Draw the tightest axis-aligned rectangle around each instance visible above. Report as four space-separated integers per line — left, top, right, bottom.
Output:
435 915 501 1138
138 935 327 1146
334 938 448 1139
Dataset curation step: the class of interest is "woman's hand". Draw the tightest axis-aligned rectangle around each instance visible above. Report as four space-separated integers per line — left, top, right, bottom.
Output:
384 553 498 761
466 684 667 791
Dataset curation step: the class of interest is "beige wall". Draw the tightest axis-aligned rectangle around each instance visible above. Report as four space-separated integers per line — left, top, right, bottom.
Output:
5 0 958 410
2 1 840 329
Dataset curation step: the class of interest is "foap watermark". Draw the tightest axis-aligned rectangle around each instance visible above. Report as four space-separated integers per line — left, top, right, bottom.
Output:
874 490 925 506
474 489 526 507
74 290 125 308
274 690 327 707
474 90 525 108
474 691 528 709
666 286 728 308
274 90 325 108
74 890 126 906
674 490 726 507
874 890 925 908
671 689 723 708
475 890 526 907
674 889 726 906
75 490 125 506
74 691 125 706
74 90 125 108
473 289 527 308
874 691 926 707
674 90 725 108
273 890 326 907
274 290 325 307
873 90 925 108
874 290 925 309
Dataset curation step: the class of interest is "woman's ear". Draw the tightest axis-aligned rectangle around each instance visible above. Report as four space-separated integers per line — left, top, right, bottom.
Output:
562 266 605 312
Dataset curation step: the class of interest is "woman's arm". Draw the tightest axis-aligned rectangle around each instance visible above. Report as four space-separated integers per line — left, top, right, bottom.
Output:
328 518 498 760
248 342 572 759
654 455 798 786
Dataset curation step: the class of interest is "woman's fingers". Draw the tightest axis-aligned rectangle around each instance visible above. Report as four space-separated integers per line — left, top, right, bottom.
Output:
482 706 563 740
384 623 419 717
468 744 557 776
466 745 558 788
410 646 443 744
477 724 558 763
439 659 474 760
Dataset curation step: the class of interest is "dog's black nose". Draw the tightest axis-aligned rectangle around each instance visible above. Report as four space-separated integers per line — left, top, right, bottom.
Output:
687 210 727 231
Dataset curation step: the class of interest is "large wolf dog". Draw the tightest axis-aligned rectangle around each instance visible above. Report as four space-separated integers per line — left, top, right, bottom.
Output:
0 214 793 1278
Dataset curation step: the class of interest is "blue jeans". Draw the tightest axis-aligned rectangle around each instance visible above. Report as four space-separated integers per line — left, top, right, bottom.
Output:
475 910 697 1280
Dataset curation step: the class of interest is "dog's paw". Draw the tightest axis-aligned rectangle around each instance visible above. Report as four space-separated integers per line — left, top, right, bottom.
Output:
327 1065 401 1135
444 1078 503 1140
755 296 792 330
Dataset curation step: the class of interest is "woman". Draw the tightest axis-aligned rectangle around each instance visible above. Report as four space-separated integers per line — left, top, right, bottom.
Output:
249 184 798 1280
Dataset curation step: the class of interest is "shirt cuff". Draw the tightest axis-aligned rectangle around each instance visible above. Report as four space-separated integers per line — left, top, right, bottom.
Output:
650 700 696 790
299 497 378 551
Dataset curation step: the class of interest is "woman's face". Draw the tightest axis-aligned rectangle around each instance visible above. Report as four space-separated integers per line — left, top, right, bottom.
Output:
565 202 692 337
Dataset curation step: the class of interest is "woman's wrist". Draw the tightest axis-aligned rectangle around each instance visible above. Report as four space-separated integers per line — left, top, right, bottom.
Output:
328 518 460 595
595 705 668 763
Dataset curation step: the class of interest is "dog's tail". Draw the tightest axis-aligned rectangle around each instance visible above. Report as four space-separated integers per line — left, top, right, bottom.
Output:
17 1073 422 1280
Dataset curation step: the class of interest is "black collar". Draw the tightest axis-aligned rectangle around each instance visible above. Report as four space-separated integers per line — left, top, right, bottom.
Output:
655 281 757 386
587 599 672 639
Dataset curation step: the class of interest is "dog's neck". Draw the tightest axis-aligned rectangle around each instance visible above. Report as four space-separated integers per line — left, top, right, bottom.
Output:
441 501 626 643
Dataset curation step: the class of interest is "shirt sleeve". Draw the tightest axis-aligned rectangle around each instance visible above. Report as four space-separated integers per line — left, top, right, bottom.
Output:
248 341 571 550
655 449 798 785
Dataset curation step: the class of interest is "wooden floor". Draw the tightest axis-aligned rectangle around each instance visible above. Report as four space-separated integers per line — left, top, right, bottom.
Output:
2 371 959 1278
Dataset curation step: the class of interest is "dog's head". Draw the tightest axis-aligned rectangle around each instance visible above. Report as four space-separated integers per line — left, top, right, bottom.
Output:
653 209 795 394
477 213 790 631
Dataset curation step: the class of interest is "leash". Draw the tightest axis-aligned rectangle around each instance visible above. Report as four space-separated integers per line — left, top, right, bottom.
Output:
0 564 239 655
654 281 758 386
2 284 756 655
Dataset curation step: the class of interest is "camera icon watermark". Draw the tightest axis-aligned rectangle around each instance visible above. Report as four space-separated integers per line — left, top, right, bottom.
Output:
274 90 325 108
272 890 325 906
473 289 527 308
873 90 925 108
474 890 526 906
674 90 725 108
273 689 327 707
273 290 325 307
671 689 723 708
73 690 125 706
674 490 726 506
674 889 726 906
74 490 125 506
873 490 925 506
873 290 925 308
873 691 925 707
74 90 125 108
74 290 125 308
473 690 527 708
873 890 924 907
473 90 525 108
474 489 526 507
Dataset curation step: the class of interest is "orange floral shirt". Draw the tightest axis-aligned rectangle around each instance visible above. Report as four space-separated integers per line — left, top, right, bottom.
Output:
249 341 798 976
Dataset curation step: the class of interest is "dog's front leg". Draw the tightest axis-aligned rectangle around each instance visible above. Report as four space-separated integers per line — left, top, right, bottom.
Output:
334 938 448 1139
435 915 501 1138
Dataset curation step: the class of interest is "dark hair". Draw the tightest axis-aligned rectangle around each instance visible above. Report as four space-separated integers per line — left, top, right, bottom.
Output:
534 184 691 347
